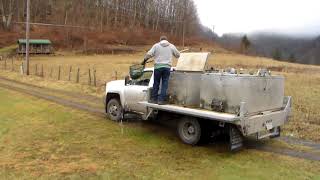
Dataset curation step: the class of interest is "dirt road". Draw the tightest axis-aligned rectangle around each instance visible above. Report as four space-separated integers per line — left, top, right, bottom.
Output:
0 76 319 161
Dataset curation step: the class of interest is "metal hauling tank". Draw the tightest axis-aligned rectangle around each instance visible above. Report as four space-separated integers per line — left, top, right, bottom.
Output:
167 53 209 107
200 73 285 114
168 71 202 107
167 52 285 115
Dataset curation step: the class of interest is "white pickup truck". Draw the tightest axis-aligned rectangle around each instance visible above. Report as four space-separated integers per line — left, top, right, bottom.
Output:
104 65 292 151
104 54 291 150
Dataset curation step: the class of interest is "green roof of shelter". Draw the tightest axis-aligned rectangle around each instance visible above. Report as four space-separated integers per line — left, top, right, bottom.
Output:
17 39 52 45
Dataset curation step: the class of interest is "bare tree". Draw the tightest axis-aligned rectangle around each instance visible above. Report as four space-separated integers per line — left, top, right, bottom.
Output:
0 0 15 30
4 0 203 38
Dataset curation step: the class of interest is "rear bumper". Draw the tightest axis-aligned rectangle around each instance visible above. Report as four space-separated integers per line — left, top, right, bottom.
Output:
240 96 292 137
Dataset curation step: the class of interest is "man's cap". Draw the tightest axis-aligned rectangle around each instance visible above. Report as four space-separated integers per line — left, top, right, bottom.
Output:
160 36 168 41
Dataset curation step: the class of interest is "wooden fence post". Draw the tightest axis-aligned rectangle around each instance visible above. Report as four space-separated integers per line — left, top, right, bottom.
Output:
41 64 44 77
21 62 23 74
50 67 53 78
76 68 80 83
88 68 91 85
11 58 14 71
58 66 61 80
93 69 96 87
115 71 118 80
4 59 7 70
68 66 72 81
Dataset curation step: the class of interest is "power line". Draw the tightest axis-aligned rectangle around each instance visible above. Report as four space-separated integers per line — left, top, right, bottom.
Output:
13 8 182 30
13 1 185 32
13 4 184 29
13 22 93 29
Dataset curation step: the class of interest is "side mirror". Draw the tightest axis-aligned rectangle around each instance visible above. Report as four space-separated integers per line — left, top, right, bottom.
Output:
125 75 130 86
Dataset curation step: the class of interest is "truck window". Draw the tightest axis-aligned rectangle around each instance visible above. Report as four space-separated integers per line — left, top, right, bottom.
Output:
129 71 153 86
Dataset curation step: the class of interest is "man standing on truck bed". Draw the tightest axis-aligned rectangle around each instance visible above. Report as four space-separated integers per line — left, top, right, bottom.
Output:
142 36 180 105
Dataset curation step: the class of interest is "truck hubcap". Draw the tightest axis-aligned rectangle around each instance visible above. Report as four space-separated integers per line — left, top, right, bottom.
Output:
183 123 196 137
109 105 118 116
188 126 195 134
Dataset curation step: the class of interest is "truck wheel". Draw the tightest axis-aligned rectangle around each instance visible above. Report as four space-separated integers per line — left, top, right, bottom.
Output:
107 98 123 121
177 117 201 145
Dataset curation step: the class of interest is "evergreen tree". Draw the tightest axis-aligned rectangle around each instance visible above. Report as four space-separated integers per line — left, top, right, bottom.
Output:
289 53 296 62
241 35 251 54
272 49 282 60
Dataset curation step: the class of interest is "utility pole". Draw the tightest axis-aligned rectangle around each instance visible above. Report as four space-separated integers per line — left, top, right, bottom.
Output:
182 0 187 49
182 22 185 48
182 0 188 49
25 0 30 75
212 25 216 41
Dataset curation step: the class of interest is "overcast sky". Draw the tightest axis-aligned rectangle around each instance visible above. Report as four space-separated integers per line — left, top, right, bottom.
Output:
195 0 320 37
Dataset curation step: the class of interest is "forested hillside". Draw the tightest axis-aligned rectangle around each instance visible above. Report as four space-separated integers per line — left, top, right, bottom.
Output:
0 0 213 49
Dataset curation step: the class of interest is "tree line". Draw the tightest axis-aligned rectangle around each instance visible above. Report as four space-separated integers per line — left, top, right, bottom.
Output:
0 0 201 37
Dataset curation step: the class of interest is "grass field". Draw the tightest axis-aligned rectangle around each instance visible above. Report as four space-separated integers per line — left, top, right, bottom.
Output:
0 87 320 179
0 45 17 56
0 48 319 142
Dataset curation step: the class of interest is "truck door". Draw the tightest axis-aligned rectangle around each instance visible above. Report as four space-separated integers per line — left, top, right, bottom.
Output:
124 71 153 114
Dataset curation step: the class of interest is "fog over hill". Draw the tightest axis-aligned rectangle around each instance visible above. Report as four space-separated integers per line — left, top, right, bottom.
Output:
217 31 320 65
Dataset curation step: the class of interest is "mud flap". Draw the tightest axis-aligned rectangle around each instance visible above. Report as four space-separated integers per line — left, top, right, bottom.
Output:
229 126 244 151
269 126 281 139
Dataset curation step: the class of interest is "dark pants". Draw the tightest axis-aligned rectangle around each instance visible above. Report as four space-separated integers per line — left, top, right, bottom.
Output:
152 68 170 102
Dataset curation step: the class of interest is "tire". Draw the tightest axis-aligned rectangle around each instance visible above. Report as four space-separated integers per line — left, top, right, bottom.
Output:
198 121 212 145
177 117 201 145
106 98 123 121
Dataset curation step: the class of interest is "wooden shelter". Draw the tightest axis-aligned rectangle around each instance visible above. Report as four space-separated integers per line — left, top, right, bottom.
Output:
17 39 53 54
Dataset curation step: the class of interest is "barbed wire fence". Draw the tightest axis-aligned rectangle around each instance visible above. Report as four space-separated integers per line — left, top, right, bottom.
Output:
0 56 119 88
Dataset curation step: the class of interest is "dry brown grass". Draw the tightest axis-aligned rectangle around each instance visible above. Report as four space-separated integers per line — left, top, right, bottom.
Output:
1 50 319 141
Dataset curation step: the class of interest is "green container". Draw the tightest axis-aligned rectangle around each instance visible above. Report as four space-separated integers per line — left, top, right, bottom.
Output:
130 64 144 80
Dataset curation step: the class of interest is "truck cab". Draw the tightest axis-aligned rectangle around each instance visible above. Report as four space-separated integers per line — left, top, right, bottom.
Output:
104 67 156 120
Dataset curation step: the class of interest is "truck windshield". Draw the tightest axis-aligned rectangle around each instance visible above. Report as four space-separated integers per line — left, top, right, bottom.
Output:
129 71 153 86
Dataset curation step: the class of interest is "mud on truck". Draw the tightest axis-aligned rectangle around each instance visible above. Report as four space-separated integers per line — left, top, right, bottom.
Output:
104 53 292 151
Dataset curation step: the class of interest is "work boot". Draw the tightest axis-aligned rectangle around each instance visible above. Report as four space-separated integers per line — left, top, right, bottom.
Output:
158 101 167 105
148 99 158 104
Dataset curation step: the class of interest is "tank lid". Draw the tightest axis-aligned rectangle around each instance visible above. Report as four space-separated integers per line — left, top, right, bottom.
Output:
176 52 210 72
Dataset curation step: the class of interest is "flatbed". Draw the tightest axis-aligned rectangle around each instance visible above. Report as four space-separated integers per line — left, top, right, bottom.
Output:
139 102 239 122
140 96 291 138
